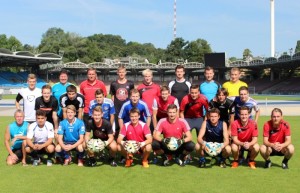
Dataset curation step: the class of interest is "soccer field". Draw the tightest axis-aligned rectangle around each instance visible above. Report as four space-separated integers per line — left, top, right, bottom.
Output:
0 116 299 193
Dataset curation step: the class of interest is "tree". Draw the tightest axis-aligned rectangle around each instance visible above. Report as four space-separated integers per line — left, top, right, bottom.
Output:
184 39 212 63
39 27 68 54
295 40 300 53
243 48 253 60
165 37 188 62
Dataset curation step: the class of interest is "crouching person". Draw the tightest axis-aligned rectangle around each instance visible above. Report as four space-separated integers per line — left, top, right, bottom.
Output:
56 105 85 166
195 108 231 168
26 110 55 166
117 108 152 168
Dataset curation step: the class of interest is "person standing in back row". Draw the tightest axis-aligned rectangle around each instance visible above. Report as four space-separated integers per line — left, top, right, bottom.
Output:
15 73 41 124
80 67 107 126
200 66 221 102
110 66 134 137
169 65 191 104
222 67 248 98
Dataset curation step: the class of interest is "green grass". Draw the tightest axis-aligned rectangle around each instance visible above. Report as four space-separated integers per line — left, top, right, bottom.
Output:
0 116 299 193
252 95 300 101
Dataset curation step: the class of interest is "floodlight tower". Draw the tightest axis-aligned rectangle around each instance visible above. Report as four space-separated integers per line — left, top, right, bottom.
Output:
173 0 177 39
270 0 275 57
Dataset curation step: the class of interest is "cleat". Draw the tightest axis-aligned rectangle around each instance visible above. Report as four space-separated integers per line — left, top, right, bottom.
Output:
248 161 256 169
142 161 149 168
32 159 39 166
264 160 272 168
198 157 206 168
282 162 289 169
46 160 53 167
162 154 172 166
77 159 84 167
231 161 239 168
151 156 158 165
87 158 97 167
125 154 133 167
63 157 72 166
219 161 226 168
110 160 118 167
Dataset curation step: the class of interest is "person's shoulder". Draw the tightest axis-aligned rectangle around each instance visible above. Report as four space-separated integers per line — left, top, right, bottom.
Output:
77 93 85 98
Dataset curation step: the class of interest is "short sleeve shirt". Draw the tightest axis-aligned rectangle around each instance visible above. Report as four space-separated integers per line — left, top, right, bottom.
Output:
120 121 151 142
263 120 291 143
155 118 190 139
231 119 258 142
27 121 54 143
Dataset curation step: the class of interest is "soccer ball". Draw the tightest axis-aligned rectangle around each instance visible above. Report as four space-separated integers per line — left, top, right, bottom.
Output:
166 137 179 151
124 140 140 154
204 142 220 157
87 139 105 153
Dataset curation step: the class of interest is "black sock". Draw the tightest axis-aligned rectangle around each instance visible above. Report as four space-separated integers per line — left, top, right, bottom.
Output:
283 157 289 163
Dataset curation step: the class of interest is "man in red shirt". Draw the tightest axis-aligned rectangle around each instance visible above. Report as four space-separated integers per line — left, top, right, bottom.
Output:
180 85 208 136
153 104 194 166
152 85 179 128
117 108 152 168
80 67 107 125
260 108 294 169
137 69 160 132
231 106 259 169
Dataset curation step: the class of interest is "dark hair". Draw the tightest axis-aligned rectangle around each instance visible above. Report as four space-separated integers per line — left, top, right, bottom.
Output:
66 85 77 93
239 86 249 93
167 104 178 111
204 66 214 72
175 64 185 72
129 107 140 115
239 106 250 113
36 109 47 117
216 88 228 97
208 108 220 115
190 84 199 90
95 89 104 96
59 69 68 76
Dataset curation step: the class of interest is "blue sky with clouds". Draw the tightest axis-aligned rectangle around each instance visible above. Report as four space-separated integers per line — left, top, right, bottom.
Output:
1 0 299 58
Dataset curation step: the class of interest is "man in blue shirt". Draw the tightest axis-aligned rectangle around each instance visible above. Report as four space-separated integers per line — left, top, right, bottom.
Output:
89 89 115 132
56 105 85 166
200 66 221 102
4 109 29 166
118 88 151 129
52 70 72 120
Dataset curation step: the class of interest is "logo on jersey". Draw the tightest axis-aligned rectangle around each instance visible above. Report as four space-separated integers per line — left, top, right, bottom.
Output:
27 95 35 102
116 88 128 101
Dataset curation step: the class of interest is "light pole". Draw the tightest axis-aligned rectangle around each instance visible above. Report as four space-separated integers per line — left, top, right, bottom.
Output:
270 0 275 57
289 48 293 58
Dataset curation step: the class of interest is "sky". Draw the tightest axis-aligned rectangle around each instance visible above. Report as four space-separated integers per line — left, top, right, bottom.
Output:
1 0 299 58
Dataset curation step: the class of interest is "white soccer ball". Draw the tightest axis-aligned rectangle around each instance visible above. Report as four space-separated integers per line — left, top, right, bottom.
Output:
166 137 179 151
87 139 105 153
204 142 220 157
124 140 140 154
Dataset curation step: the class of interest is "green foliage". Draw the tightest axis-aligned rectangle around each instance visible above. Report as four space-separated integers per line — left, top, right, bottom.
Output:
165 37 188 62
295 40 300 53
184 39 212 63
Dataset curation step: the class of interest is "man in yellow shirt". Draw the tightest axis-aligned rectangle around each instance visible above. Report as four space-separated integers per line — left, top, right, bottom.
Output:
222 67 248 97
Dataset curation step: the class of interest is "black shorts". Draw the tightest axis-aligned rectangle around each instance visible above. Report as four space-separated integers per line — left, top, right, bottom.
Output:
270 148 284 156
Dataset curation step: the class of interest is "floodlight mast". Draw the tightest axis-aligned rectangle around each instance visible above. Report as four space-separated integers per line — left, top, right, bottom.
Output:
270 0 275 57
173 0 177 39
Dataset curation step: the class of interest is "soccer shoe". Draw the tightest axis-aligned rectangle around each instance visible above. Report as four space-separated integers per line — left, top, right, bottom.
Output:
78 159 84 167
231 161 239 168
264 160 272 168
162 154 172 166
151 156 158 165
219 161 226 168
32 159 40 166
63 157 72 166
248 161 256 169
176 155 187 167
282 162 289 169
198 158 206 168
46 160 53 167
87 158 97 167
125 154 133 167
142 161 149 168
110 160 118 167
